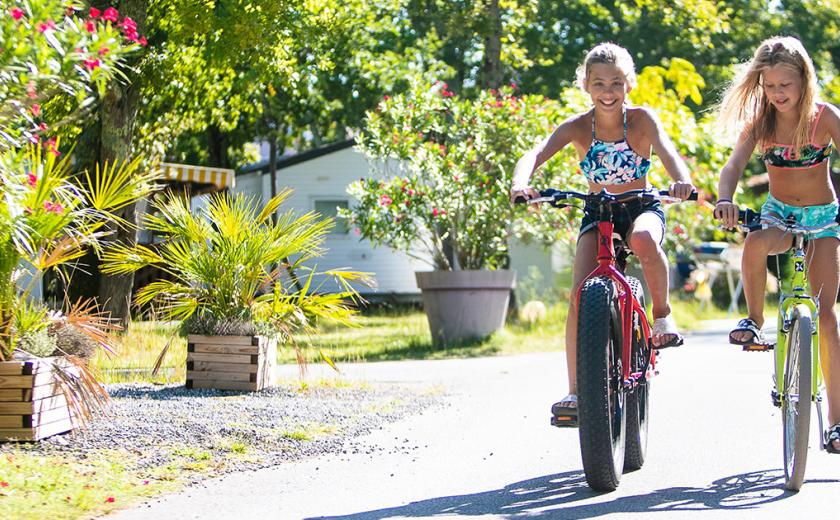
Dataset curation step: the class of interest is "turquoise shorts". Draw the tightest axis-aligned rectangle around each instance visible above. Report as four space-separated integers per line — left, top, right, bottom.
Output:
761 193 840 240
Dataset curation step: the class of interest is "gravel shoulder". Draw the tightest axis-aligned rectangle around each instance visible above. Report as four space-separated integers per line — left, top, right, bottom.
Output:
2 378 444 486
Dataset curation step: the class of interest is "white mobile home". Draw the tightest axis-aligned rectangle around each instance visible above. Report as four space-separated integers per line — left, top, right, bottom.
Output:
236 141 430 300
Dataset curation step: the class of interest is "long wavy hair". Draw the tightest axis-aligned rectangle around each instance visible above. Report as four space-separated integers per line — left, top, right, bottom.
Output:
718 36 820 154
575 42 637 91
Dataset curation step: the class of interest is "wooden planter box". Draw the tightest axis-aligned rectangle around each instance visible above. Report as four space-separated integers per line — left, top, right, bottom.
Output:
185 335 276 391
0 357 76 441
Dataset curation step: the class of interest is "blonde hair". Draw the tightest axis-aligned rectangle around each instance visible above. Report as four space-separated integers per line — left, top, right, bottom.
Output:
718 36 820 153
575 43 637 91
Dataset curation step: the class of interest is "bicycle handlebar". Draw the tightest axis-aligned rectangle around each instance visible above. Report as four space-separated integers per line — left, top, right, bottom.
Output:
513 188 698 206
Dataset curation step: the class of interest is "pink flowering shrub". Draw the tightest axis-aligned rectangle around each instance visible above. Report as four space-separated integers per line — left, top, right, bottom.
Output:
0 0 144 150
345 82 577 270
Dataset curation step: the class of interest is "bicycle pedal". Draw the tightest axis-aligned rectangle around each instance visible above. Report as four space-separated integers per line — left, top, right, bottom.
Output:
742 343 774 352
550 415 578 428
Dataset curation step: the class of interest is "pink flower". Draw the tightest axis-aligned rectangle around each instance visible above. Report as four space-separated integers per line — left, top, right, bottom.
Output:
379 194 392 206
31 104 41 117
139 36 147 46
98 47 110 56
103 7 119 22
105 496 115 503
26 81 36 99
26 172 37 188
674 225 684 235
45 137 60 156
142 480 149 485
38 20 56 33
120 16 137 32
89 7 101 19
44 201 64 214
383 95 390 101
0 481 8 487
84 58 100 70
9 8 23 20
85 20 96 33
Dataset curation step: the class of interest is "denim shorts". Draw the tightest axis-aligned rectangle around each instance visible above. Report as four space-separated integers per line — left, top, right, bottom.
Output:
761 193 840 240
579 199 665 243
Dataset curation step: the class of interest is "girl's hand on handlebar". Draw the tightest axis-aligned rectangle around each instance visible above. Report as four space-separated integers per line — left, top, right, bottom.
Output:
714 201 740 229
669 181 695 201
510 184 540 204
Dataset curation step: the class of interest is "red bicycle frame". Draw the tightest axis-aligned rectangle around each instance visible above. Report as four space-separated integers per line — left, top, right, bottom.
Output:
575 219 655 387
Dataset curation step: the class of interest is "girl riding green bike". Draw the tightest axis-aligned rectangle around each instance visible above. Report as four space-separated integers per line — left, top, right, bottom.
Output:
714 36 840 454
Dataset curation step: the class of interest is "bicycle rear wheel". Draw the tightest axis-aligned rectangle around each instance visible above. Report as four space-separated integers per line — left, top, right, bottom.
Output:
624 276 649 472
782 305 812 491
577 276 626 491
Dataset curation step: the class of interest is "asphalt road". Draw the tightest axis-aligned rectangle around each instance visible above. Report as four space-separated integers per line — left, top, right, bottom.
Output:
108 320 840 519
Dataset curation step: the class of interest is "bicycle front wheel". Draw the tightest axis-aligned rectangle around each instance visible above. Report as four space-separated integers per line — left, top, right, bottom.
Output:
782 305 812 491
577 276 626 491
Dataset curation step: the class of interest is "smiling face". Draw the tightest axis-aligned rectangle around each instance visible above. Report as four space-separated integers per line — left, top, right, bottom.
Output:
585 63 630 113
762 64 803 114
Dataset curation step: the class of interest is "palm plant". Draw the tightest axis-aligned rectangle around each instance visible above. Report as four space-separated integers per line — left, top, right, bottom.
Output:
0 142 158 361
101 189 370 353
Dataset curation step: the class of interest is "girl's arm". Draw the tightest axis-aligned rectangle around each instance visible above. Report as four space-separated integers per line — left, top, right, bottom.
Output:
819 102 840 149
510 116 578 201
642 108 694 199
714 129 756 228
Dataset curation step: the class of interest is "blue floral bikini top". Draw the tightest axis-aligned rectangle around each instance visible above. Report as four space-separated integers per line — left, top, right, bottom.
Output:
760 103 833 168
580 108 651 185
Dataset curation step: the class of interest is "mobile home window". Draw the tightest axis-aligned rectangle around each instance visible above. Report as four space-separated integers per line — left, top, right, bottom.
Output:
314 200 350 235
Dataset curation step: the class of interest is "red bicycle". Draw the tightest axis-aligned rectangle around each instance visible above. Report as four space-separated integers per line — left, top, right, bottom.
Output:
518 188 696 491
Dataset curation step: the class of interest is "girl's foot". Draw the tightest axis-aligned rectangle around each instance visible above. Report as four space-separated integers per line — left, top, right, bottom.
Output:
728 317 770 346
826 422 840 454
651 314 683 349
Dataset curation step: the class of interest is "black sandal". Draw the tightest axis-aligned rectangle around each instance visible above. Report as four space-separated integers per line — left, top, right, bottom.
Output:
729 318 772 347
826 422 840 454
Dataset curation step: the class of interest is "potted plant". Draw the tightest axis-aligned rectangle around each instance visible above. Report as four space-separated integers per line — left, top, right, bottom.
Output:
101 189 368 391
343 83 573 346
0 1 153 440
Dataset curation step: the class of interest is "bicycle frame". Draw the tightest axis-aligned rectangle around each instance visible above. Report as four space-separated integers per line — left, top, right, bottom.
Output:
574 218 655 387
774 235 823 401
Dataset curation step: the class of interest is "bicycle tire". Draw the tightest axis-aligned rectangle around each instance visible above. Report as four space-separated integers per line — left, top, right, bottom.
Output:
577 276 626 491
624 276 649 472
782 305 812 491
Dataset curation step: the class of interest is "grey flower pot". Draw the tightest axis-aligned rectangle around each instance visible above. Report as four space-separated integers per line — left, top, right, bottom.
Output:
415 269 516 347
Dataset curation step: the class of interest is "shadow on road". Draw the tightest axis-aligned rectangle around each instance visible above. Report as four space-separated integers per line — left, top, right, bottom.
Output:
309 469 838 519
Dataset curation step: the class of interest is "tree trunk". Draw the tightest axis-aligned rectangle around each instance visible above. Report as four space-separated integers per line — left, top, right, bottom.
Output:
482 0 503 89
97 82 140 326
207 124 229 168
96 0 147 326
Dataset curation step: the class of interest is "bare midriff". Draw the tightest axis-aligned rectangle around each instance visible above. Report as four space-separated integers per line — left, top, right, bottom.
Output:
587 175 650 195
767 162 837 206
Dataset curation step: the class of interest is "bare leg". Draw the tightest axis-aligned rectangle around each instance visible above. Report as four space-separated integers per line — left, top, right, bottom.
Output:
730 227 792 343
564 230 598 398
807 237 840 451
628 213 671 346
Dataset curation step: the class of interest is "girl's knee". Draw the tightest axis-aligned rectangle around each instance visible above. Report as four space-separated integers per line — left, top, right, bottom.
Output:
819 306 839 327
629 230 659 258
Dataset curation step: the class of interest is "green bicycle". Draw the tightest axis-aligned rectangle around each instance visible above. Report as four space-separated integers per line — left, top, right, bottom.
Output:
737 209 836 491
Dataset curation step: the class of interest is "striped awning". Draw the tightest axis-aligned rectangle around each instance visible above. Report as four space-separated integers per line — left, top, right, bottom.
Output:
160 162 235 190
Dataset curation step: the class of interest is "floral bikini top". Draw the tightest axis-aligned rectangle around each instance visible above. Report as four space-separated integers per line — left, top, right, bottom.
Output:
760 104 833 168
579 107 651 185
